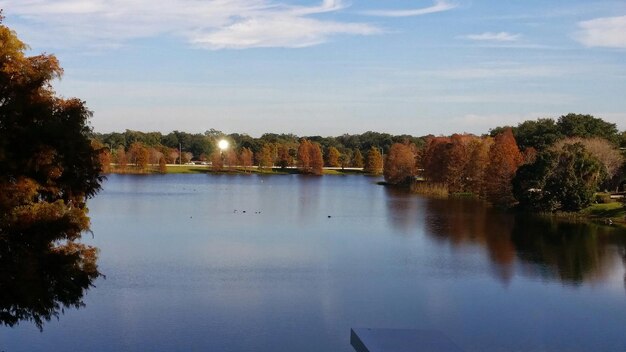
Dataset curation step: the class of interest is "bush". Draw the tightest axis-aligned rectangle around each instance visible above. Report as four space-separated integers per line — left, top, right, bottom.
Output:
594 193 613 204
411 181 448 197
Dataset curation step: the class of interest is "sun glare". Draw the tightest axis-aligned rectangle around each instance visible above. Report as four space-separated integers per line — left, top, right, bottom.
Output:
218 139 229 151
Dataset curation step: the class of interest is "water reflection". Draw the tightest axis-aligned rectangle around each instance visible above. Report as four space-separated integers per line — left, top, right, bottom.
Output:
0 238 100 330
384 186 426 236
420 198 626 286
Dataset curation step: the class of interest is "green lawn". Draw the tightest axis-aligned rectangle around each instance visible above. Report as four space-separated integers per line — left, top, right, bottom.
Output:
581 201 625 224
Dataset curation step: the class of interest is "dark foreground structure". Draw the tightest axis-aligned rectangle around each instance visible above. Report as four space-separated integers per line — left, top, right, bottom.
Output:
350 328 465 352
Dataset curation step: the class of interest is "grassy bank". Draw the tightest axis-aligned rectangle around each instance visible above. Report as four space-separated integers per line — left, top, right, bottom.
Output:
108 165 366 175
580 202 626 225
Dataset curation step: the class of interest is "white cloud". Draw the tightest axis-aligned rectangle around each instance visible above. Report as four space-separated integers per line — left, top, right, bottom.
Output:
462 32 521 42
421 65 567 80
0 0 380 49
360 0 456 18
192 16 380 49
576 15 626 48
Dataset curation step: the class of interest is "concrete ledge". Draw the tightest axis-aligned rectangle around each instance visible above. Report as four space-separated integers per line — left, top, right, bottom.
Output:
350 328 465 352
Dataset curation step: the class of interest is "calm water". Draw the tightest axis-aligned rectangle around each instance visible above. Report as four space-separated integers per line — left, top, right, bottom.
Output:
2 174 626 351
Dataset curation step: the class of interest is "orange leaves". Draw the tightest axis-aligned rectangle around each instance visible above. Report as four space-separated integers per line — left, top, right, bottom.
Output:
297 139 323 175
364 147 383 175
484 128 523 206
383 143 416 185
420 129 523 205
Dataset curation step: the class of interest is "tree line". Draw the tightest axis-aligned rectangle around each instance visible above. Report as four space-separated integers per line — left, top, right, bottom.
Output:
93 129 411 175
94 113 625 213
405 114 625 212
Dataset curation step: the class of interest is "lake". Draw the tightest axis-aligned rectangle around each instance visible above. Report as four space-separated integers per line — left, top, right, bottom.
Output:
2 174 626 351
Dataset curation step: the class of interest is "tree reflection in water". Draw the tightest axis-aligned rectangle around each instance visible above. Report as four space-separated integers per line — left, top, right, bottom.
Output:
421 197 626 286
0 238 101 330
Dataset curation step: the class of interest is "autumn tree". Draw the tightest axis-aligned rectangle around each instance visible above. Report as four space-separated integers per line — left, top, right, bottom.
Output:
383 143 416 185
158 157 167 174
225 150 238 170
239 147 254 172
181 152 193 164
276 144 293 168
0 16 104 247
168 149 180 164
257 144 273 170
297 140 312 173
149 147 163 166
128 142 149 171
465 137 492 196
211 150 223 171
297 139 323 175
326 147 341 167
422 137 450 183
353 149 364 168
445 134 471 192
484 128 523 207
364 147 383 175
309 142 324 175
92 141 112 173
115 146 128 172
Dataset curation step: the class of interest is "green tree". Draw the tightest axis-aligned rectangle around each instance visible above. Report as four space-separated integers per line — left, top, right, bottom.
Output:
557 113 619 144
514 118 562 150
0 16 103 247
326 146 341 167
513 143 605 212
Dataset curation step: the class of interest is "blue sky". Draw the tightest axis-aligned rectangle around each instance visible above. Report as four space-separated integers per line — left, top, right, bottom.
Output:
2 0 626 136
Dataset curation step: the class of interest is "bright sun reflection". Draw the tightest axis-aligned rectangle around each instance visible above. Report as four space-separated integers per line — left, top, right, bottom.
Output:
218 139 229 151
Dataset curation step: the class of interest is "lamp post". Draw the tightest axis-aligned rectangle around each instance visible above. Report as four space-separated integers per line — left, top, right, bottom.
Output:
218 139 229 168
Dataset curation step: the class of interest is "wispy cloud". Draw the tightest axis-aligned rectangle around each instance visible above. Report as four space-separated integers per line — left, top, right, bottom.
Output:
0 0 380 50
360 0 457 18
461 32 521 42
575 15 626 48
418 63 568 80
191 16 380 49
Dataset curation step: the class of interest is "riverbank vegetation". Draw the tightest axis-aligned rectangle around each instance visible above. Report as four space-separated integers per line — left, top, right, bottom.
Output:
93 114 626 221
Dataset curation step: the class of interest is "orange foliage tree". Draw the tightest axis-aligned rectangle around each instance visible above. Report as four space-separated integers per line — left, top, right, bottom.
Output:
0 15 104 294
309 142 324 175
484 128 523 206
383 143 416 184
297 139 324 175
257 144 273 170
422 137 450 183
239 147 254 172
364 147 383 175
115 146 128 172
128 142 149 171
211 150 223 171
353 149 364 168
